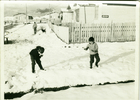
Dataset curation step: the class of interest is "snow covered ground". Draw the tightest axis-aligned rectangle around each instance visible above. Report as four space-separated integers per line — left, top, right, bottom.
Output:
4 23 136 100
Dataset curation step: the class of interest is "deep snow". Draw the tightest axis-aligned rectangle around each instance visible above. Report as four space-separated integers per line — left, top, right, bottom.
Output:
4 23 136 100
14 83 135 100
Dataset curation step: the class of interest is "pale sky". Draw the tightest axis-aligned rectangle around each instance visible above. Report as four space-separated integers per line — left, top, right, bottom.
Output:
4 1 137 17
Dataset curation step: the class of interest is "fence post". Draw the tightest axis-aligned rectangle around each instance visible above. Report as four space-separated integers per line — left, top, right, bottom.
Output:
110 22 112 42
111 21 114 42
122 23 123 42
80 23 81 43
99 23 101 42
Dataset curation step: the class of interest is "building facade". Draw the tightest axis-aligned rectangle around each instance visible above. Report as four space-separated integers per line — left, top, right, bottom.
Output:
97 3 136 23
60 8 74 24
13 13 33 23
73 3 136 24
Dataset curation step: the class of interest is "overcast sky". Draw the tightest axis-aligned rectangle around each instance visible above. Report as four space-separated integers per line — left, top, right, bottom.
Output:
4 2 69 16
4 1 137 17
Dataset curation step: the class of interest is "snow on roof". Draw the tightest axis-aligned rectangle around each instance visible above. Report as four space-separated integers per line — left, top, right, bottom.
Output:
78 3 96 7
61 8 73 13
13 13 32 17
13 13 25 16
102 3 136 7
34 17 41 20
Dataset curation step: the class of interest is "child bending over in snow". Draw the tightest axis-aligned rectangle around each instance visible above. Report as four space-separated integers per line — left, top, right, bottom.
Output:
84 37 100 69
30 46 45 73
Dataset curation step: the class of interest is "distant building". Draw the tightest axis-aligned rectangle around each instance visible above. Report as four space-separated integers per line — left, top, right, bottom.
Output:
74 3 136 23
34 17 41 23
74 4 96 24
62 3 136 24
13 13 33 23
60 8 74 23
4 16 14 21
49 12 61 24
97 3 136 23
4 16 14 25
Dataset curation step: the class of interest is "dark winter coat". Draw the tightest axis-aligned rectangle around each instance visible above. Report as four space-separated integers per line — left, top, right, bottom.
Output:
29 49 43 68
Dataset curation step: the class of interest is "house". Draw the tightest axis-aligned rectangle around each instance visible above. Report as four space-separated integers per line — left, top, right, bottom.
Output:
65 3 136 24
74 4 97 24
97 3 136 23
4 16 14 25
49 12 61 24
74 3 136 24
59 4 99 24
13 13 33 23
60 8 74 24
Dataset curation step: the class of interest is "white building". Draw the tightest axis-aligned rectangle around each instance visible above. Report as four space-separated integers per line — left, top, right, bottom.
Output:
4 16 15 25
13 13 33 23
74 4 97 24
4 16 14 21
49 12 61 24
71 3 136 24
60 8 74 23
97 3 136 23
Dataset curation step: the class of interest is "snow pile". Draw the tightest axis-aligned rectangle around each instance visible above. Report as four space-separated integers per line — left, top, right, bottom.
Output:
5 65 134 93
4 24 135 94
14 83 134 100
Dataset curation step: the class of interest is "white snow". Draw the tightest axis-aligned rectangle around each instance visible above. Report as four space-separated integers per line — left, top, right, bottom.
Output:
4 23 135 99
14 83 135 100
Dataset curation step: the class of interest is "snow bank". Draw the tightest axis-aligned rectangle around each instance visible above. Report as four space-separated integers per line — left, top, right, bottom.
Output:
5 65 134 93
15 83 134 100
4 24 135 93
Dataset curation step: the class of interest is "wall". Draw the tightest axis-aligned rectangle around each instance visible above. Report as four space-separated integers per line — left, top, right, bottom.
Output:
50 13 60 23
48 21 69 43
62 12 73 23
98 5 136 23
79 6 95 24
14 14 26 23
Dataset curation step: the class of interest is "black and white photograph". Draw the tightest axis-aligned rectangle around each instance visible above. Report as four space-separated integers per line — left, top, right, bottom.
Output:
3 1 139 100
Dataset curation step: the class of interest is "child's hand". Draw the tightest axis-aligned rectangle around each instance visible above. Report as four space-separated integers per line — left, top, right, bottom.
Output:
82 47 85 50
83 48 86 50
39 53 43 57
84 47 88 50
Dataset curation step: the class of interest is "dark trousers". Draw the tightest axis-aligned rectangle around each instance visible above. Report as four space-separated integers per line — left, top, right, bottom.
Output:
30 55 43 73
34 27 37 34
90 53 100 68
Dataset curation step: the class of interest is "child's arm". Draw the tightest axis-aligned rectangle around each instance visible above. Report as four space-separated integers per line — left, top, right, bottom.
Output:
38 52 43 58
83 44 89 50
84 47 89 50
36 59 44 70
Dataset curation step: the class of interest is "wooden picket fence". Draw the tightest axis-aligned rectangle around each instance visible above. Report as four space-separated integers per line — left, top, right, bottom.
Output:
48 21 135 44
69 22 136 43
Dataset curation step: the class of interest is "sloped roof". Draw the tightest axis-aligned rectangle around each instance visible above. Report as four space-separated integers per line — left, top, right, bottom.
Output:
61 8 73 13
13 13 33 17
102 3 136 7
78 4 96 7
13 13 25 16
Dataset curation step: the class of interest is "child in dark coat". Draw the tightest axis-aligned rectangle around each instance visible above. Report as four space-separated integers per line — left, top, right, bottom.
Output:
29 46 45 73
84 37 100 69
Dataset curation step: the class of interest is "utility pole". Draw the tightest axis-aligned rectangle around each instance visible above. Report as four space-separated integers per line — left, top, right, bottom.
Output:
49 4 50 22
49 4 51 22
84 5 86 24
26 3 27 24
